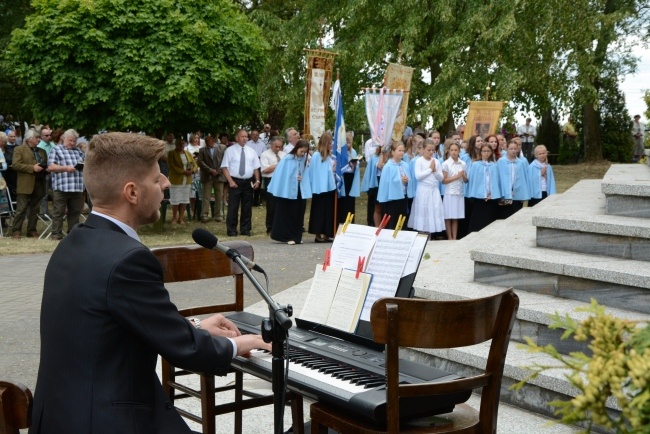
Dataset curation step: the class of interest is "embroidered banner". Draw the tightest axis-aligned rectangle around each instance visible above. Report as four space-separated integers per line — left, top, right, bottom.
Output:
384 63 414 142
304 49 337 142
365 89 404 149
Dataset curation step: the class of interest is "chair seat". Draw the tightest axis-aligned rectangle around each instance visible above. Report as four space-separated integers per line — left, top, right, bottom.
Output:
310 402 479 434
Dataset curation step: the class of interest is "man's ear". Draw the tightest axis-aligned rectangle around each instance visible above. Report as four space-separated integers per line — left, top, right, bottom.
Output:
123 181 138 205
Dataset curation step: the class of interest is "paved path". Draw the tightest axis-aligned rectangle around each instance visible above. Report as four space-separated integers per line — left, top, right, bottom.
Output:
0 239 326 392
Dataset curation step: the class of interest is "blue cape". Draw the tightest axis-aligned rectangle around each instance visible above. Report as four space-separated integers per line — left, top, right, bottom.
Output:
467 160 501 199
361 154 380 191
528 160 557 198
267 154 312 199
309 151 336 194
409 155 420 192
497 157 531 200
340 149 360 198
377 159 415 202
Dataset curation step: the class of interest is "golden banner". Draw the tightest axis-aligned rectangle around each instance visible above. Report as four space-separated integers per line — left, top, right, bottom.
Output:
304 49 337 141
384 63 414 142
464 101 506 141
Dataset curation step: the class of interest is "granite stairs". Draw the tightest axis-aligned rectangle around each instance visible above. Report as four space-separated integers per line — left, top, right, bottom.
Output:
407 164 650 431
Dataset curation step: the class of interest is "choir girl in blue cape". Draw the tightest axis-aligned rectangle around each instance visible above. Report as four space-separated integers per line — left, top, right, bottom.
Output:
309 132 337 242
485 134 501 161
337 131 360 224
267 140 311 245
458 135 483 239
496 139 531 220
407 140 445 233
361 144 381 226
442 141 468 240
377 141 415 230
467 143 501 234
528 145 556 207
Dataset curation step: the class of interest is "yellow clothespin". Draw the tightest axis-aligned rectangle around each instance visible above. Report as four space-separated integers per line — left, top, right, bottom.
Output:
392 215 406 238
342 212 353 233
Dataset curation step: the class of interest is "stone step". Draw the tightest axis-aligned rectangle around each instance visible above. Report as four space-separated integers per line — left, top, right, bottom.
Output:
412 231 649 355
601 164 650 218
529 179 650 260
470 209 650 314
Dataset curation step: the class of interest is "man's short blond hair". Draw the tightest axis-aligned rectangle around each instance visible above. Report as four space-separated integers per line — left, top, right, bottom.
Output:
85 132 165 206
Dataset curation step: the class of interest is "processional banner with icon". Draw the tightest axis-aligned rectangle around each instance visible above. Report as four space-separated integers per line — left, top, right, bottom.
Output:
464 101 506 140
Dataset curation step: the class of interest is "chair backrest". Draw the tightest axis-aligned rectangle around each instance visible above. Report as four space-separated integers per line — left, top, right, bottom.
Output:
370 289 519 434
0 381 32 434
152 241 254 316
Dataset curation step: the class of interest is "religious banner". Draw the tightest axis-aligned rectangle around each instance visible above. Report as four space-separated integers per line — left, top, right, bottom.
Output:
464 101 506 140
304 49 337 142
384 63 414 142
365 88 404 149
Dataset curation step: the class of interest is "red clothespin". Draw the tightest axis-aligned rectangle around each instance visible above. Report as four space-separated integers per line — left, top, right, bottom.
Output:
375 214 391 235
322 249 331 271
355 256 366 279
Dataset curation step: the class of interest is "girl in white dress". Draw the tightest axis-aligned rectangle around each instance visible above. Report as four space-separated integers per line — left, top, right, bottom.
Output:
407 141 445 233
442 142 468 240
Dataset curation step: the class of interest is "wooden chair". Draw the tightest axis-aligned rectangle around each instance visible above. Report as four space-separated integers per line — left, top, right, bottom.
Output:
0 381 32 434
153 243 304 434
310 289 519 434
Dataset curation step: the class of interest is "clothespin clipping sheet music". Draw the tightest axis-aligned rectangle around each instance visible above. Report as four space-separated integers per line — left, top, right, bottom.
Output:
375 214 391 235
355 256 366 279
342 212 354 233
323 249 331 271
392 214 406 238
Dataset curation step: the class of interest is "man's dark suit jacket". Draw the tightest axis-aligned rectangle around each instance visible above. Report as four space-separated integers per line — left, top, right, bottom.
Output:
197 144 226 183
30 214 234 434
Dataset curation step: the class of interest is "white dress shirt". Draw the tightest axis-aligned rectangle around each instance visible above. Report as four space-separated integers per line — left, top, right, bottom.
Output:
221 144 261 179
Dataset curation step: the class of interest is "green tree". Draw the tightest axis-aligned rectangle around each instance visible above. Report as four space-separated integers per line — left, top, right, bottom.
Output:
0 0 32 120
6 0 268 134
600 76 633 162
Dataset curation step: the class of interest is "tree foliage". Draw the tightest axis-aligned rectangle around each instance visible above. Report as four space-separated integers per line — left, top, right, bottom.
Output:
6 0 268 134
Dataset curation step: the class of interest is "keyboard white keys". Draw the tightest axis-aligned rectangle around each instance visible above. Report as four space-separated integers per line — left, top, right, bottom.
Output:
239 350 374 400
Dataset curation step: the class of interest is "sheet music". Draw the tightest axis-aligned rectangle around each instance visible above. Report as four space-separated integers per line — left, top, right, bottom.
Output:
330 224 378 270
299 265 342 324
402 234 428 276
327 270 371 332
360 230 418 321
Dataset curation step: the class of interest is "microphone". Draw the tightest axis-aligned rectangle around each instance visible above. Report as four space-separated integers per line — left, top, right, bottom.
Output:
192 228 264 273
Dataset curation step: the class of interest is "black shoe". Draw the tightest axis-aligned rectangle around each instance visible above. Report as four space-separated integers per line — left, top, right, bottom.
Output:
227 232 237 236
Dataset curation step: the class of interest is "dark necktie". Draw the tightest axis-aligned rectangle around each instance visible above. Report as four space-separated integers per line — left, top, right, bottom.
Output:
238 147 245 177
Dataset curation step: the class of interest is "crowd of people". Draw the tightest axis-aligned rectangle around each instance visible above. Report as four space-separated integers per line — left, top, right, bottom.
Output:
0 120 559 242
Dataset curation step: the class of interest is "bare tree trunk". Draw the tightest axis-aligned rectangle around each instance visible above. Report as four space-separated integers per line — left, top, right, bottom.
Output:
583 103 603 162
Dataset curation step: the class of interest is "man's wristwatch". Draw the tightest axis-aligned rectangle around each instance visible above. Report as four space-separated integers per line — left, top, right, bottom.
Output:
189 317 201 329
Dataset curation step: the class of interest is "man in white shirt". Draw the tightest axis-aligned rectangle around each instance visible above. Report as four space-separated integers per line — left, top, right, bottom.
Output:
221 129 261 236
246 129 267 206
517 118 536 162
632 115 646 161
284 128 299 153
260 137 286 234
259 124 272 146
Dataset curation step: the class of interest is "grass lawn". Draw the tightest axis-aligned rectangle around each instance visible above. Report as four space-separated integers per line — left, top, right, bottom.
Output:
0 161 612 256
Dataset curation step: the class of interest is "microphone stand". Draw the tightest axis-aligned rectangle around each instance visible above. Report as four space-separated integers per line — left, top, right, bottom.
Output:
223 248 293 434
